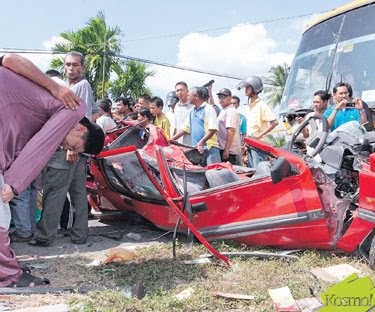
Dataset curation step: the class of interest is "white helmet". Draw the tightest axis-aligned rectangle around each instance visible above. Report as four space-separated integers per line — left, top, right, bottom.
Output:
236 76 263 94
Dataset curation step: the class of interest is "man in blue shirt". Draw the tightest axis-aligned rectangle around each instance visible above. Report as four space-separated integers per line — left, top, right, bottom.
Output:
324 82 367 131
171 87 220 165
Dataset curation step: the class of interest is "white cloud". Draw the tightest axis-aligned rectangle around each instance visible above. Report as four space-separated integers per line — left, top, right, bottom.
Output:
177 24 292 76
147 23 295 104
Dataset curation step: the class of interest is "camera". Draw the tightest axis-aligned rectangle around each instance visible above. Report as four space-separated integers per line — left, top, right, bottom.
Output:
346 102 355 107
202 79 215 88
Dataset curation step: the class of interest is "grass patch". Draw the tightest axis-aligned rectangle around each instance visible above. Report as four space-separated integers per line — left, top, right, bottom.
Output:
59 240 375 311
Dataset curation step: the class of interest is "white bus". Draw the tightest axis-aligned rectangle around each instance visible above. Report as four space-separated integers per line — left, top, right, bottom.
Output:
280 0 375 115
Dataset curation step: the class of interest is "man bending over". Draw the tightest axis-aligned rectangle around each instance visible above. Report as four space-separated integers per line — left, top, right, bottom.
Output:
0 53 104 287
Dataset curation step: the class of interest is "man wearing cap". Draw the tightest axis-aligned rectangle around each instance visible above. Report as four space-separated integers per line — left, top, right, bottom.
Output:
217 88 241 165
0 53 104 286
171 86 221 165
30 51 102 247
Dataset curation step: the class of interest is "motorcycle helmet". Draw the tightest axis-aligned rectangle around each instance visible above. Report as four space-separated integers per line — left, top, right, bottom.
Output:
165 91 179 108
236 76 263 94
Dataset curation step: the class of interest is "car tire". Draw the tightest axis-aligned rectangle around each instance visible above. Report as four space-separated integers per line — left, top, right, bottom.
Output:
369 235 375 269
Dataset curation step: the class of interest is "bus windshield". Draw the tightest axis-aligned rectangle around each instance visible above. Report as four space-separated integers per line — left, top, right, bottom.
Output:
280 2 375 114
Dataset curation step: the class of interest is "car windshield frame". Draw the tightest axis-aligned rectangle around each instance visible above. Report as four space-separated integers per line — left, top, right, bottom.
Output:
99 148 165 203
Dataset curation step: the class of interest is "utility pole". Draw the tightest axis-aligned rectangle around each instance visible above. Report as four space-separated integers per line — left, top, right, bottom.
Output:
102 41 106 99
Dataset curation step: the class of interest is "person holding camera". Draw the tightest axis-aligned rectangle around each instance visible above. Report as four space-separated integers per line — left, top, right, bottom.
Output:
323 82 367 131
203 80 220 116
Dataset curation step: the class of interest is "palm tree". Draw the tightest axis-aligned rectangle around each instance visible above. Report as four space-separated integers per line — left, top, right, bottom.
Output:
108 60 155 100
50 10 123 99
263 63 290 108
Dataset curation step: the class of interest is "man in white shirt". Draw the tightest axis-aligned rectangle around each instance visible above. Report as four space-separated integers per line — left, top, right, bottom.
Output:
174 81 193 145
96 99 117 134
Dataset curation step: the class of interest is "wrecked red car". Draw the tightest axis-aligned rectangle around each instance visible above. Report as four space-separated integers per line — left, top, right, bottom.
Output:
87 116 375 266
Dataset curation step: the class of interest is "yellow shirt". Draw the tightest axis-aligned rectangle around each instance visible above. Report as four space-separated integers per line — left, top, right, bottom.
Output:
154 113 171 138
246 98 276 139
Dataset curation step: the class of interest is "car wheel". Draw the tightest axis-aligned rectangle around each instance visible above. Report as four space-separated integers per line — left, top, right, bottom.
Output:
369 235 375 269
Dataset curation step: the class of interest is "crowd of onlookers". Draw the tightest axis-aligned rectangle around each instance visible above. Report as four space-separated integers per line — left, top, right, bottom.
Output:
96 77 278 168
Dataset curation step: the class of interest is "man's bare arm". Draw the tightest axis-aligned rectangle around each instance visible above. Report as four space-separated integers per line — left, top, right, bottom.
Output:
197 129 216 154
170 129 187 141
255 120 278 139
2 54 80 110
223 127 236 160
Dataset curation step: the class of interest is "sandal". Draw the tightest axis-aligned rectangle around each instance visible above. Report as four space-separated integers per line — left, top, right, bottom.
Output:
9 272 50 287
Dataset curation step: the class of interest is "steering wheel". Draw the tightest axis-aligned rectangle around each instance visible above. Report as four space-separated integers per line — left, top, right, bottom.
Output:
287 114 329 157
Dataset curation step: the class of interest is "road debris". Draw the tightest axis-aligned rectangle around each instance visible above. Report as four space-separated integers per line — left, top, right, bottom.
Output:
103 248 135 264
310 263 361 282
126 233 141 241
182 258 211 265
0 286 107 295
85 259 101 267
121 282 145 299
295 297 322 311
175 287 194 300
268 286 299 311
130 281 145 299
10 303 68 312
211 291 254 300
200 251 299 260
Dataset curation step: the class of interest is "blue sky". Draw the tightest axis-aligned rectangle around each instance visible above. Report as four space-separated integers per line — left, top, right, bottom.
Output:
1 0 350 109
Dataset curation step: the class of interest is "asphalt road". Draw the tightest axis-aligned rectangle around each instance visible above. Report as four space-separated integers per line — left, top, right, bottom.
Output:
11 216 173 261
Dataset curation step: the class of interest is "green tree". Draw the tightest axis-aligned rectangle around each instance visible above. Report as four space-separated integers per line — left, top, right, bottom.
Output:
50 10 123 99
263 63 289 108
108 60 155 100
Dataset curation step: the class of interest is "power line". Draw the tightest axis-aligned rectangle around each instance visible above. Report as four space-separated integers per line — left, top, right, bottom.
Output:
0 48 56 54
117 54 244 80
0 48 244 81
124 11 326 43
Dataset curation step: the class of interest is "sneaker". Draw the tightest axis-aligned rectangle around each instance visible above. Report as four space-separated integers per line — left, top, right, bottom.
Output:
9 231 33 243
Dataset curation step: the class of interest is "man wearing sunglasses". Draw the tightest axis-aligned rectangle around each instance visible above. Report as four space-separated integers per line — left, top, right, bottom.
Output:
217 88 241 164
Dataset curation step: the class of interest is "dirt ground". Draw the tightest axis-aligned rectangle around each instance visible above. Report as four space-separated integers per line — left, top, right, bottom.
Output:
1 216 173 311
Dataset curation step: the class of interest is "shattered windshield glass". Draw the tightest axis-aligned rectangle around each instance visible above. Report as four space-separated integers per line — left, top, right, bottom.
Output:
101 151 164 202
